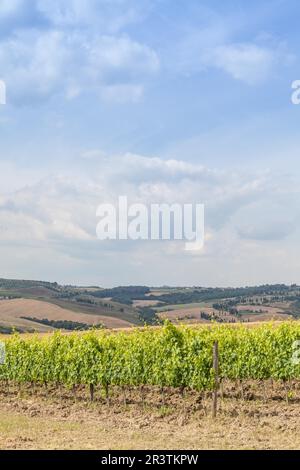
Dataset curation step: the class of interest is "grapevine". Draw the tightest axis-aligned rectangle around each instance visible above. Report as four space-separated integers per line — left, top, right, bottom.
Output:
0 322 300 395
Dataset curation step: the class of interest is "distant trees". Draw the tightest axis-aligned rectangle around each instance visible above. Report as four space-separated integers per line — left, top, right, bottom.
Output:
21 317 104 331
90 286 151 305
138 307 161 325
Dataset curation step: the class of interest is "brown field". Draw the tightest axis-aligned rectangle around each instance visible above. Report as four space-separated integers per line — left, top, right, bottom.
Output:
7 286 58 298
1 382 300 450
236 305 292 322
236 304 285 314
158 304 292 324
146 290 170 297
159 310 202 323
271 301 293 309
0 299 133 330
159 307 211 319
244 313 293 322
48 298 139 323
132 300 162 308
159 307 222 323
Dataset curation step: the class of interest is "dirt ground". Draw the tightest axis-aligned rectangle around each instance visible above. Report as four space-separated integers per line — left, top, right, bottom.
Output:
0 383 300 450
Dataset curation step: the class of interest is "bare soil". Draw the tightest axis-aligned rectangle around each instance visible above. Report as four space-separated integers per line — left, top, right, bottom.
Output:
0 382 300 450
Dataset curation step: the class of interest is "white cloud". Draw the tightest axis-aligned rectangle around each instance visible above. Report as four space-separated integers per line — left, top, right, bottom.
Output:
37 0 96 25
0 29 159 104
0 0 147 32
165 9 292 85
0 153 297 244
233 198 300 241
0 0 159 104
86 35 159 77
0 153 299 285
211 43 276 84
0 30 69 103
99 84 144 103
0 161 43 194
36 0 145 32
0 0 24 18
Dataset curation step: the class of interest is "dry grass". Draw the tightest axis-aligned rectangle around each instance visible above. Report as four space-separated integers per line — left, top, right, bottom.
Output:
0 382 300 450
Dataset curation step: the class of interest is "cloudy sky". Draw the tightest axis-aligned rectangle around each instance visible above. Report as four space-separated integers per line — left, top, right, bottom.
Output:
0 0 300 287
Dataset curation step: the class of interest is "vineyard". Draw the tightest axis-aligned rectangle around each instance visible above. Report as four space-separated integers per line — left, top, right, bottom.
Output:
1 322 300 407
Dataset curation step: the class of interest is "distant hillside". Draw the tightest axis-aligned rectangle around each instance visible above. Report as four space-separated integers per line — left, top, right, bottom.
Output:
0 278 300 333
0 278 60 291
0 279 146 333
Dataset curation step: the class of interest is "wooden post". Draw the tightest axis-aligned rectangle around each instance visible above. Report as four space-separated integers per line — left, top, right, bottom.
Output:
212 341 219 418
105 383 110 405
90 383 94 402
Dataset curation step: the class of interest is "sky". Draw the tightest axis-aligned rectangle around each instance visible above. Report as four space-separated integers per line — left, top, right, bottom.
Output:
0 0 300 287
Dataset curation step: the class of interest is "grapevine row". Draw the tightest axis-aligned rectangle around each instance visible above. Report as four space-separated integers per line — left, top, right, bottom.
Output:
0 322 300 391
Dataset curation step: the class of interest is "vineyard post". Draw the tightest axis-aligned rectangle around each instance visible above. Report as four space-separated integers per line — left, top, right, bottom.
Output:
212 341 219 418
90 384 94 402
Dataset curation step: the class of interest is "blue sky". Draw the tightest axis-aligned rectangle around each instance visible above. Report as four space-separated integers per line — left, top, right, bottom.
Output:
0 0 300 286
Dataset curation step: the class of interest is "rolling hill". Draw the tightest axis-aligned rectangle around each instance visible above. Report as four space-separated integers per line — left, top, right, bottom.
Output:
0 278 300 333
